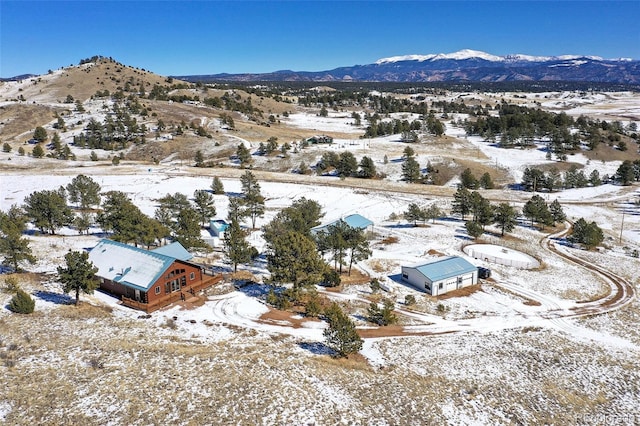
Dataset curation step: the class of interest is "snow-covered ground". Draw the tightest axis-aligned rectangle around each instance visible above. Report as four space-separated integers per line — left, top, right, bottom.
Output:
1 87 640 424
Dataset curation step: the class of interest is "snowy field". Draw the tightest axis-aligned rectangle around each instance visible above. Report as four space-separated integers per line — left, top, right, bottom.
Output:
1 158 640 424
1 85 640 424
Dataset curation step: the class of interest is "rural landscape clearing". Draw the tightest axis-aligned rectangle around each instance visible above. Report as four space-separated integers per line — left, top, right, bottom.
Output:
1 55 639 425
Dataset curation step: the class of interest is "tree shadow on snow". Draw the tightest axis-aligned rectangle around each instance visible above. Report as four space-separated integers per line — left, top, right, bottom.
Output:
34 290 74 305
384 224 417 229
455 233 474 242
235 283 272 298
297 342 334 356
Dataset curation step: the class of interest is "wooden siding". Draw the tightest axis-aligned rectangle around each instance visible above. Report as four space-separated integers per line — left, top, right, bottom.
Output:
98 259 222 313
122 275 223 313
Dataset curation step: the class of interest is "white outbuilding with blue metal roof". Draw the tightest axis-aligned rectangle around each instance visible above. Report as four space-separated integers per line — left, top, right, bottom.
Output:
401 256 478 296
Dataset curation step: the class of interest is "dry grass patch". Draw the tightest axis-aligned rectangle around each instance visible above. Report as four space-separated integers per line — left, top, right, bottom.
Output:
379 235 399 245
369 258 396 274
437 284 482 300
582 139 640 162
0 104 61 142
339 268 370 285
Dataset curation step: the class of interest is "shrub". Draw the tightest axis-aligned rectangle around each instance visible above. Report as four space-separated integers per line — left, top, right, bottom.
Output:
322 269 341 287
405 294 416 306
2 276 20 294
305 297 322 318
367 299 397 326
8 289 35 314
370 278 382 293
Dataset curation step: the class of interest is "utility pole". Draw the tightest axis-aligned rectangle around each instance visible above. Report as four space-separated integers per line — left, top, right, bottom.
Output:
620 209 625 243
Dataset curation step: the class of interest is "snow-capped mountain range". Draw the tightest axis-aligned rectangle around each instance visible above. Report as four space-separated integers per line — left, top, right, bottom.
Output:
374 49 630 64
177 49 640 84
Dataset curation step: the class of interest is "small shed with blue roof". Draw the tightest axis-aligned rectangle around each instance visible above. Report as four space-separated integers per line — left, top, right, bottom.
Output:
401 256 478 296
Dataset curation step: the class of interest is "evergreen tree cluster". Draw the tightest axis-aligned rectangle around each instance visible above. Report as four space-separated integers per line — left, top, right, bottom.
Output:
615 160 640 186
570 218 604 249
460 168 494 189
403 203 442 226
522 166 604 192
315 220 372 276
367 299 398 326
316 151 377 179
522 195 566 230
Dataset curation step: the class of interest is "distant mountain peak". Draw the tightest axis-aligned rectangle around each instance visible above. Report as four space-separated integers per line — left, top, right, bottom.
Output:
177 49 640 85
375 49 611 65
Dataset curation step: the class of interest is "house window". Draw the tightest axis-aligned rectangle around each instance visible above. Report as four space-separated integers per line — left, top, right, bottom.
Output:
425 283 431 292
457 276 463 284
402 273 408 280
438 282 443 290
155 286 160 295
171 280 180 292
180 276 186 287
190 272 195 280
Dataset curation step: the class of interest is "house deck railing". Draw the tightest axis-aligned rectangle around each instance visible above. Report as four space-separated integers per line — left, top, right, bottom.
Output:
121 274 223 313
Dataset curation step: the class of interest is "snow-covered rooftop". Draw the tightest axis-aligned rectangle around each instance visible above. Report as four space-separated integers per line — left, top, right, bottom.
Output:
406 256 478 282
88 239 178 291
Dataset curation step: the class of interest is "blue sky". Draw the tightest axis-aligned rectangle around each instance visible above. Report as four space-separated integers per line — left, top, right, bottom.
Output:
1 1 639 78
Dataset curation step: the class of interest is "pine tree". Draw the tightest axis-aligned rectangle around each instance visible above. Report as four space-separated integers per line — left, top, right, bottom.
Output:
194 150 205 167
424 204 442 224
51 132 62 158
323 302 363 358
266 230 325 288
460 168 478 189
8 289 35 314
223 219 252 272
33 126 47 142
240 171 265 229
336 151 357 177
589 169 601 187
66 174 101 210
345 226 371 276
465 220 484 240
0 207 36 271
193 190 216 226
452 186 472 220
570 218 604 250
236 143 252 168
211 177 225 194
616 160 635 185
401 156 421 183
31 144 45 158
479 172 494 189
470 192 494 228
549 199 566 224
173 208 208 250
523 195 553 230
23 188 73 234
358 156 376 178
57 250 98 305
493 203 518 236
404 203 424 226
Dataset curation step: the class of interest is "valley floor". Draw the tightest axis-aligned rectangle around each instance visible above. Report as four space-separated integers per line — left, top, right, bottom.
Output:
1 161 639 425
